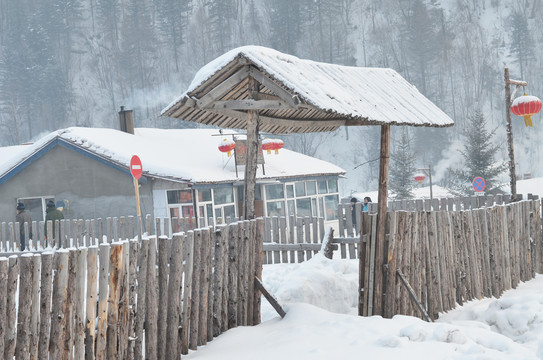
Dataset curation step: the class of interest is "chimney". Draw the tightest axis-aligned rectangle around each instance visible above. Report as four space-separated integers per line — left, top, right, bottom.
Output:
119 106 134 134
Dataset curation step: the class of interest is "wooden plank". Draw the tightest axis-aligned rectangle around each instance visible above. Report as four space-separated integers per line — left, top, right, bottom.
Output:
280 217 288 262
37 253 53 360
253 218 265 325
197 66 250 109
272 217 280 263
85 247 98 359
383 212 397 318
247 220 256 326
367 214 378 316
212 226 226 336
396 269 432 322
296 218 304 262
426 211 442 319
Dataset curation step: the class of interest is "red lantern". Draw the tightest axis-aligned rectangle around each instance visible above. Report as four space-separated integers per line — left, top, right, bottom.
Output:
414 174 425 184
218 139 235 157
511 94 542 127
271 139 284 155
262 138 274 154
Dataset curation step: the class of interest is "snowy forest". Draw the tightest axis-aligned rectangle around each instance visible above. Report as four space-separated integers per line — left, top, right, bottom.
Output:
0 0 542 195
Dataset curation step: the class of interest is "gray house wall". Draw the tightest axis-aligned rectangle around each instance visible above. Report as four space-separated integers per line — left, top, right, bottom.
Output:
0 146 153 223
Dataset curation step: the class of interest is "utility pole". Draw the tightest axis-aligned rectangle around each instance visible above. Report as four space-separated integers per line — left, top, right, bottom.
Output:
504 68 527 202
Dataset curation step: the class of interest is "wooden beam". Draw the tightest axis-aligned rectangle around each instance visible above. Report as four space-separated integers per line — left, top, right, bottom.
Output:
209 99 296 110
205 107 347 128
248 67 300 108
254 277 286 318
504 68 517 201
243 77 260 220
196 66 250 109
396 269 432 322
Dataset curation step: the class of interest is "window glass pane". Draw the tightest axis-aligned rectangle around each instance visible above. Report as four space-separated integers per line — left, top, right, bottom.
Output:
317 180 327 194
266 201 285 217
296 198 311 217
224 205 236 220
295 182 306 197
167 190 179 204
311 198 317 216
324 195 339 220
255 185 262 201
206 204 213 220
306 181 317 195
215 208 222 220
198 189 212 202
327 179 338 193
214 187 234 204
319 198 324 218
265 184 284 200
286 184 294 198
237 186 244 201
170 207 179 218
287 200 295 218
181 205 194 218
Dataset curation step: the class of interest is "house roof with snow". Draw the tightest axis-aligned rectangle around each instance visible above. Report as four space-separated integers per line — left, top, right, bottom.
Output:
161 46 454 134
0 127 345 185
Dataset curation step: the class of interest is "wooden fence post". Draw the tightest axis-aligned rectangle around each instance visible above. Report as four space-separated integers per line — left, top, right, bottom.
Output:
85 246 98 359
49 251 69 359
134 239 149 360
157 236 169 360
181 231 194 355
16 254 34 359
166 234 184 360
96 244 110 360
145 236 158 359
30 254 41 359
38 253 53 360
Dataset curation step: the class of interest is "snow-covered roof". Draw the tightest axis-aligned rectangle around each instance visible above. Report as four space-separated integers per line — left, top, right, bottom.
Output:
0 127 345 184
162 46 454 134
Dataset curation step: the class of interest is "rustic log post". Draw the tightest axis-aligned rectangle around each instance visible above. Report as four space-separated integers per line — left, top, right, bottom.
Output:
189 230 202 350
134 239 149 360
181 231 195 355
212 226 226 336
85 246 98 359
145 236 158 359
198 228 211 345
73 248 87 360
30 254 41 359
243 77 260 220
49 251 69 359
38 253 53 360
0 258 7 358
16 254 34 359
106 243 123 358
157 236 169 360
374 124 391 316
166 234 185 360
127 239 139 359
96 243 110 360
321 227 335 259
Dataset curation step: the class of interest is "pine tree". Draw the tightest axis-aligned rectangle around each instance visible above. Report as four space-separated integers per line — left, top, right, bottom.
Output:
447 110 507 195
389 128 417 199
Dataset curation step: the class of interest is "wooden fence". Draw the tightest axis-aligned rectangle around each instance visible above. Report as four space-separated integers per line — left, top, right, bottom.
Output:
359 199 543 320
0 218 264 359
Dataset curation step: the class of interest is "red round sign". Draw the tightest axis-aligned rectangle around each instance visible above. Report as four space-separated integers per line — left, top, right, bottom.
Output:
130 155 143 179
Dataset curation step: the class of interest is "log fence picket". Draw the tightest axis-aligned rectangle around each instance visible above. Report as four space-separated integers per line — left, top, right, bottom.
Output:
359 199 543 320
0 217 264 359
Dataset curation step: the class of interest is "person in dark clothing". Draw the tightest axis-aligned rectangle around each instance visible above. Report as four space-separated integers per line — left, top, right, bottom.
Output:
350 197 359 225
16 202 32 251
45 200 64 242
363 197 372 212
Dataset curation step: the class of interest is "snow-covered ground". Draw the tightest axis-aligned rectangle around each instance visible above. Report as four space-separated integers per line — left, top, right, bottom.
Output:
186 254 543 359
185 178 543 360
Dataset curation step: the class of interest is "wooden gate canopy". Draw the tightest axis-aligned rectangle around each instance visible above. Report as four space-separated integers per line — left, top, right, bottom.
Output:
161 46 454 134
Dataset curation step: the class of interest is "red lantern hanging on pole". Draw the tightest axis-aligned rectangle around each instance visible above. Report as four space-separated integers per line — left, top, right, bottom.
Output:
271 139 284 155
218 139 236 157
262 138 274 154
511 94 542 127
414 174 425 184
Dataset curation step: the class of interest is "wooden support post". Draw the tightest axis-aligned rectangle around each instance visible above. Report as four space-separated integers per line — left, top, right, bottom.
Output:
396 269 432 322
504 68 527 202
374 124 390 316
243 77 260 220
254 277 286 318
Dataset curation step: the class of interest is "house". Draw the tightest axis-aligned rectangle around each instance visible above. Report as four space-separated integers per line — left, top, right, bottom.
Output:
0 127 345 230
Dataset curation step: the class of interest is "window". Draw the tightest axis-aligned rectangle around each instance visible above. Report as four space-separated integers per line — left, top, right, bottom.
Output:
167 190 193 204
317 180 328 194
328 180 338 193
18 196 55 221
214 187 234 205
295 182 306 197
286 184 294 198
265 184 284 200
324 195 339 221
306 181 317 196
296 198 311 217
267 201 285 217
198 189 212 202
